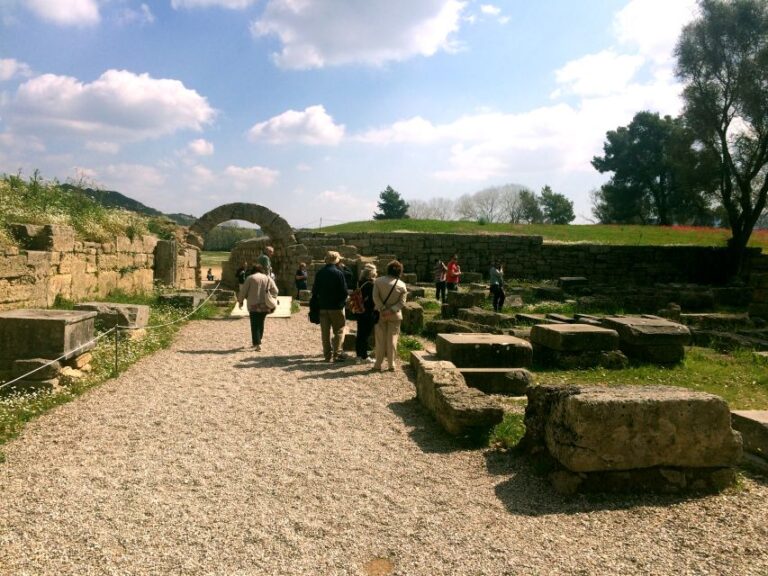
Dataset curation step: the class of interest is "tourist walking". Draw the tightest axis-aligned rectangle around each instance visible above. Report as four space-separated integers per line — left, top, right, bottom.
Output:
489 261 506 312
372 260 408 372
294 262 308 297
446 254 461 292
237 263 278 351
311 251 350 362
433 258 447 302
355 264 377 363
257 246 275 279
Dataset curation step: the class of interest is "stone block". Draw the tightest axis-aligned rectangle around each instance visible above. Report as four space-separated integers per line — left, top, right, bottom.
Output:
13 358 62 380
544 385 742 472
66 352 93 369
445 290 486 310
75 302 150 329
731 411 768 460
436 333 532 368
601 316 691 364
0 254 29 279
401 301 423 335
160 292 208 308
405 286 425 300
0 309 97 370
530 323 619 352
458 307 516 328
401 273 417 284
433 384 504 436
558 277 588 292
458 367 533 395
535 286 564 300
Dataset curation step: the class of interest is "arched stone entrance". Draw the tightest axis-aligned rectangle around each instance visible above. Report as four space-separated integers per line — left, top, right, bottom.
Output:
187 203 303 294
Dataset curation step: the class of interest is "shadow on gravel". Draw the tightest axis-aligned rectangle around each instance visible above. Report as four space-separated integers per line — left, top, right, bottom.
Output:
388 398 484 454
485 451 711 517
234 354 366 380
178 348 249 355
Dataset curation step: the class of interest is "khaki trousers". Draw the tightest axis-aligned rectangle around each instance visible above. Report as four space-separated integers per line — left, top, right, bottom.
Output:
374 316 401 369
319 309 346 359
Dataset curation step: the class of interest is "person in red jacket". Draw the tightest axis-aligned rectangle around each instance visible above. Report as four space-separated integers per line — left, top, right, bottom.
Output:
446 254 462 292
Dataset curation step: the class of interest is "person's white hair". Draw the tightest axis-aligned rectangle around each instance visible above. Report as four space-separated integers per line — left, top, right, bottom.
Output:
324 251 341 264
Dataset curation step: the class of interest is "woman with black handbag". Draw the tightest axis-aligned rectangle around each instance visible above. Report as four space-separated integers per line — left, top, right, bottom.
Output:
371 260 408 372
355 264 377 363
237 263 278 351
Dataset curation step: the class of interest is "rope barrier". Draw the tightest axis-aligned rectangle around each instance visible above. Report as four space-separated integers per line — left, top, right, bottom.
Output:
0 327 117 392
0 281 225 392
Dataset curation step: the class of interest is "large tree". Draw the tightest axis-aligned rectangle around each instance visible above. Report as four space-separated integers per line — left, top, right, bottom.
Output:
591 111 717 225
373 185 409 220
676 0 768 265
540 186 575 224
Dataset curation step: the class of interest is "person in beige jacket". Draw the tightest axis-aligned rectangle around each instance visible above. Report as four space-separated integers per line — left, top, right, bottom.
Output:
372 260 408 371
237 264 278 351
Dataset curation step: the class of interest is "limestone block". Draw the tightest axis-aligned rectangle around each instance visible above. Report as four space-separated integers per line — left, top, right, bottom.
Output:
405 286 425 300
601 316 691 346
401 302 423 335
410 351 463 413
71 270 98 301
731 411 768 460
96 271 119 296
0 254 29 279
160 291 208 308
530 323 619 352
401 273 417 284
458 367 533 395
142 235 159 253
66 352 94 369
0 309 97 370
13 358 62 380
445 290 485 309
436 333 532 368
458 307 516 328
545 386 742 472
433 384 504 436
45 274 72 306
9 223 74 252
75 302 150 329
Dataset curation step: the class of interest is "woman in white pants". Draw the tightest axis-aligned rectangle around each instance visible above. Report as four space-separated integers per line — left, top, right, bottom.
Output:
372 260 408 372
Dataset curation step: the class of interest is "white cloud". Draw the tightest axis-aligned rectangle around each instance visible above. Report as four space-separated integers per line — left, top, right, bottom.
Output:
117 3 155 26
553 50 645 98
0 59 32 82
248 105 344 145
251 0 466 69
614 0 698 63
187 138 215 156
224 165 279 189
358 117 440 145
171 0 257 8
7 69 215 142
85 140 120 154
23 0 100 26
480 5 500 16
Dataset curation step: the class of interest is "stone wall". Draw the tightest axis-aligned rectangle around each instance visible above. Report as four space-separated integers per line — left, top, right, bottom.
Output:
0 223 196 311
297 232 756 285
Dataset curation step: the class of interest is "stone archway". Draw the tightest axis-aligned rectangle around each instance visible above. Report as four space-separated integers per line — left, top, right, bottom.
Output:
187 203 301 294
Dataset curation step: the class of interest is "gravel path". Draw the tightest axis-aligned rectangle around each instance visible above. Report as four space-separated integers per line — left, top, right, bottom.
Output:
1 313 767 576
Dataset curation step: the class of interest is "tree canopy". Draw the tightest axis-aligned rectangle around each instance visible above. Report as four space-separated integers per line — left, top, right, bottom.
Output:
373 186 409 220
676 0 768 261
591 111 718 225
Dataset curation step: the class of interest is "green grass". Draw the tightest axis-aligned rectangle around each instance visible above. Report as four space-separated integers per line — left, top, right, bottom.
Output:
0 294 217 460
534 346 768 410
318 219 768 251
201 251 230 267
489 412 526 450
397 335 424 362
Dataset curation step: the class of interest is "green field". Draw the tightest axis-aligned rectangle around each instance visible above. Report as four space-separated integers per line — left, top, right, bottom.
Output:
317 220 768 251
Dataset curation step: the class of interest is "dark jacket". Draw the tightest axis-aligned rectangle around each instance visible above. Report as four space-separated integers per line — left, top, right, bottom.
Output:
312 264 348 309
358 279 376 316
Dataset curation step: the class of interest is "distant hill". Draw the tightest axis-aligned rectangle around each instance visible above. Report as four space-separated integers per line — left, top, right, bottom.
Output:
62 184 197 225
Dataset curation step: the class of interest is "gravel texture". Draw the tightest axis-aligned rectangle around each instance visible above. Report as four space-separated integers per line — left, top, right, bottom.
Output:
1 312 767 576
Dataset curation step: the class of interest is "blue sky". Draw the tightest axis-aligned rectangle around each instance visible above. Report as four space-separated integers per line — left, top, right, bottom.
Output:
1 0 698 227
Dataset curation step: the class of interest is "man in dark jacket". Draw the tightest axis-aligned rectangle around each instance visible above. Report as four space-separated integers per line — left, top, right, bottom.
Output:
311 251 349 362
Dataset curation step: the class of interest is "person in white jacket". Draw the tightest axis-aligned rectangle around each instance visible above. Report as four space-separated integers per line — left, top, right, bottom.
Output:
372 260 408 372
237 264 278 351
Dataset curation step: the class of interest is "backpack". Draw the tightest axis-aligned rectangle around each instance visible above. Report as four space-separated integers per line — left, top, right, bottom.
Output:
348 286 366 315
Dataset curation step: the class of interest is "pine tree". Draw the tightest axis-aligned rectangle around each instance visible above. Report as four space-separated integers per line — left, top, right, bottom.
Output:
373 186 410 220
